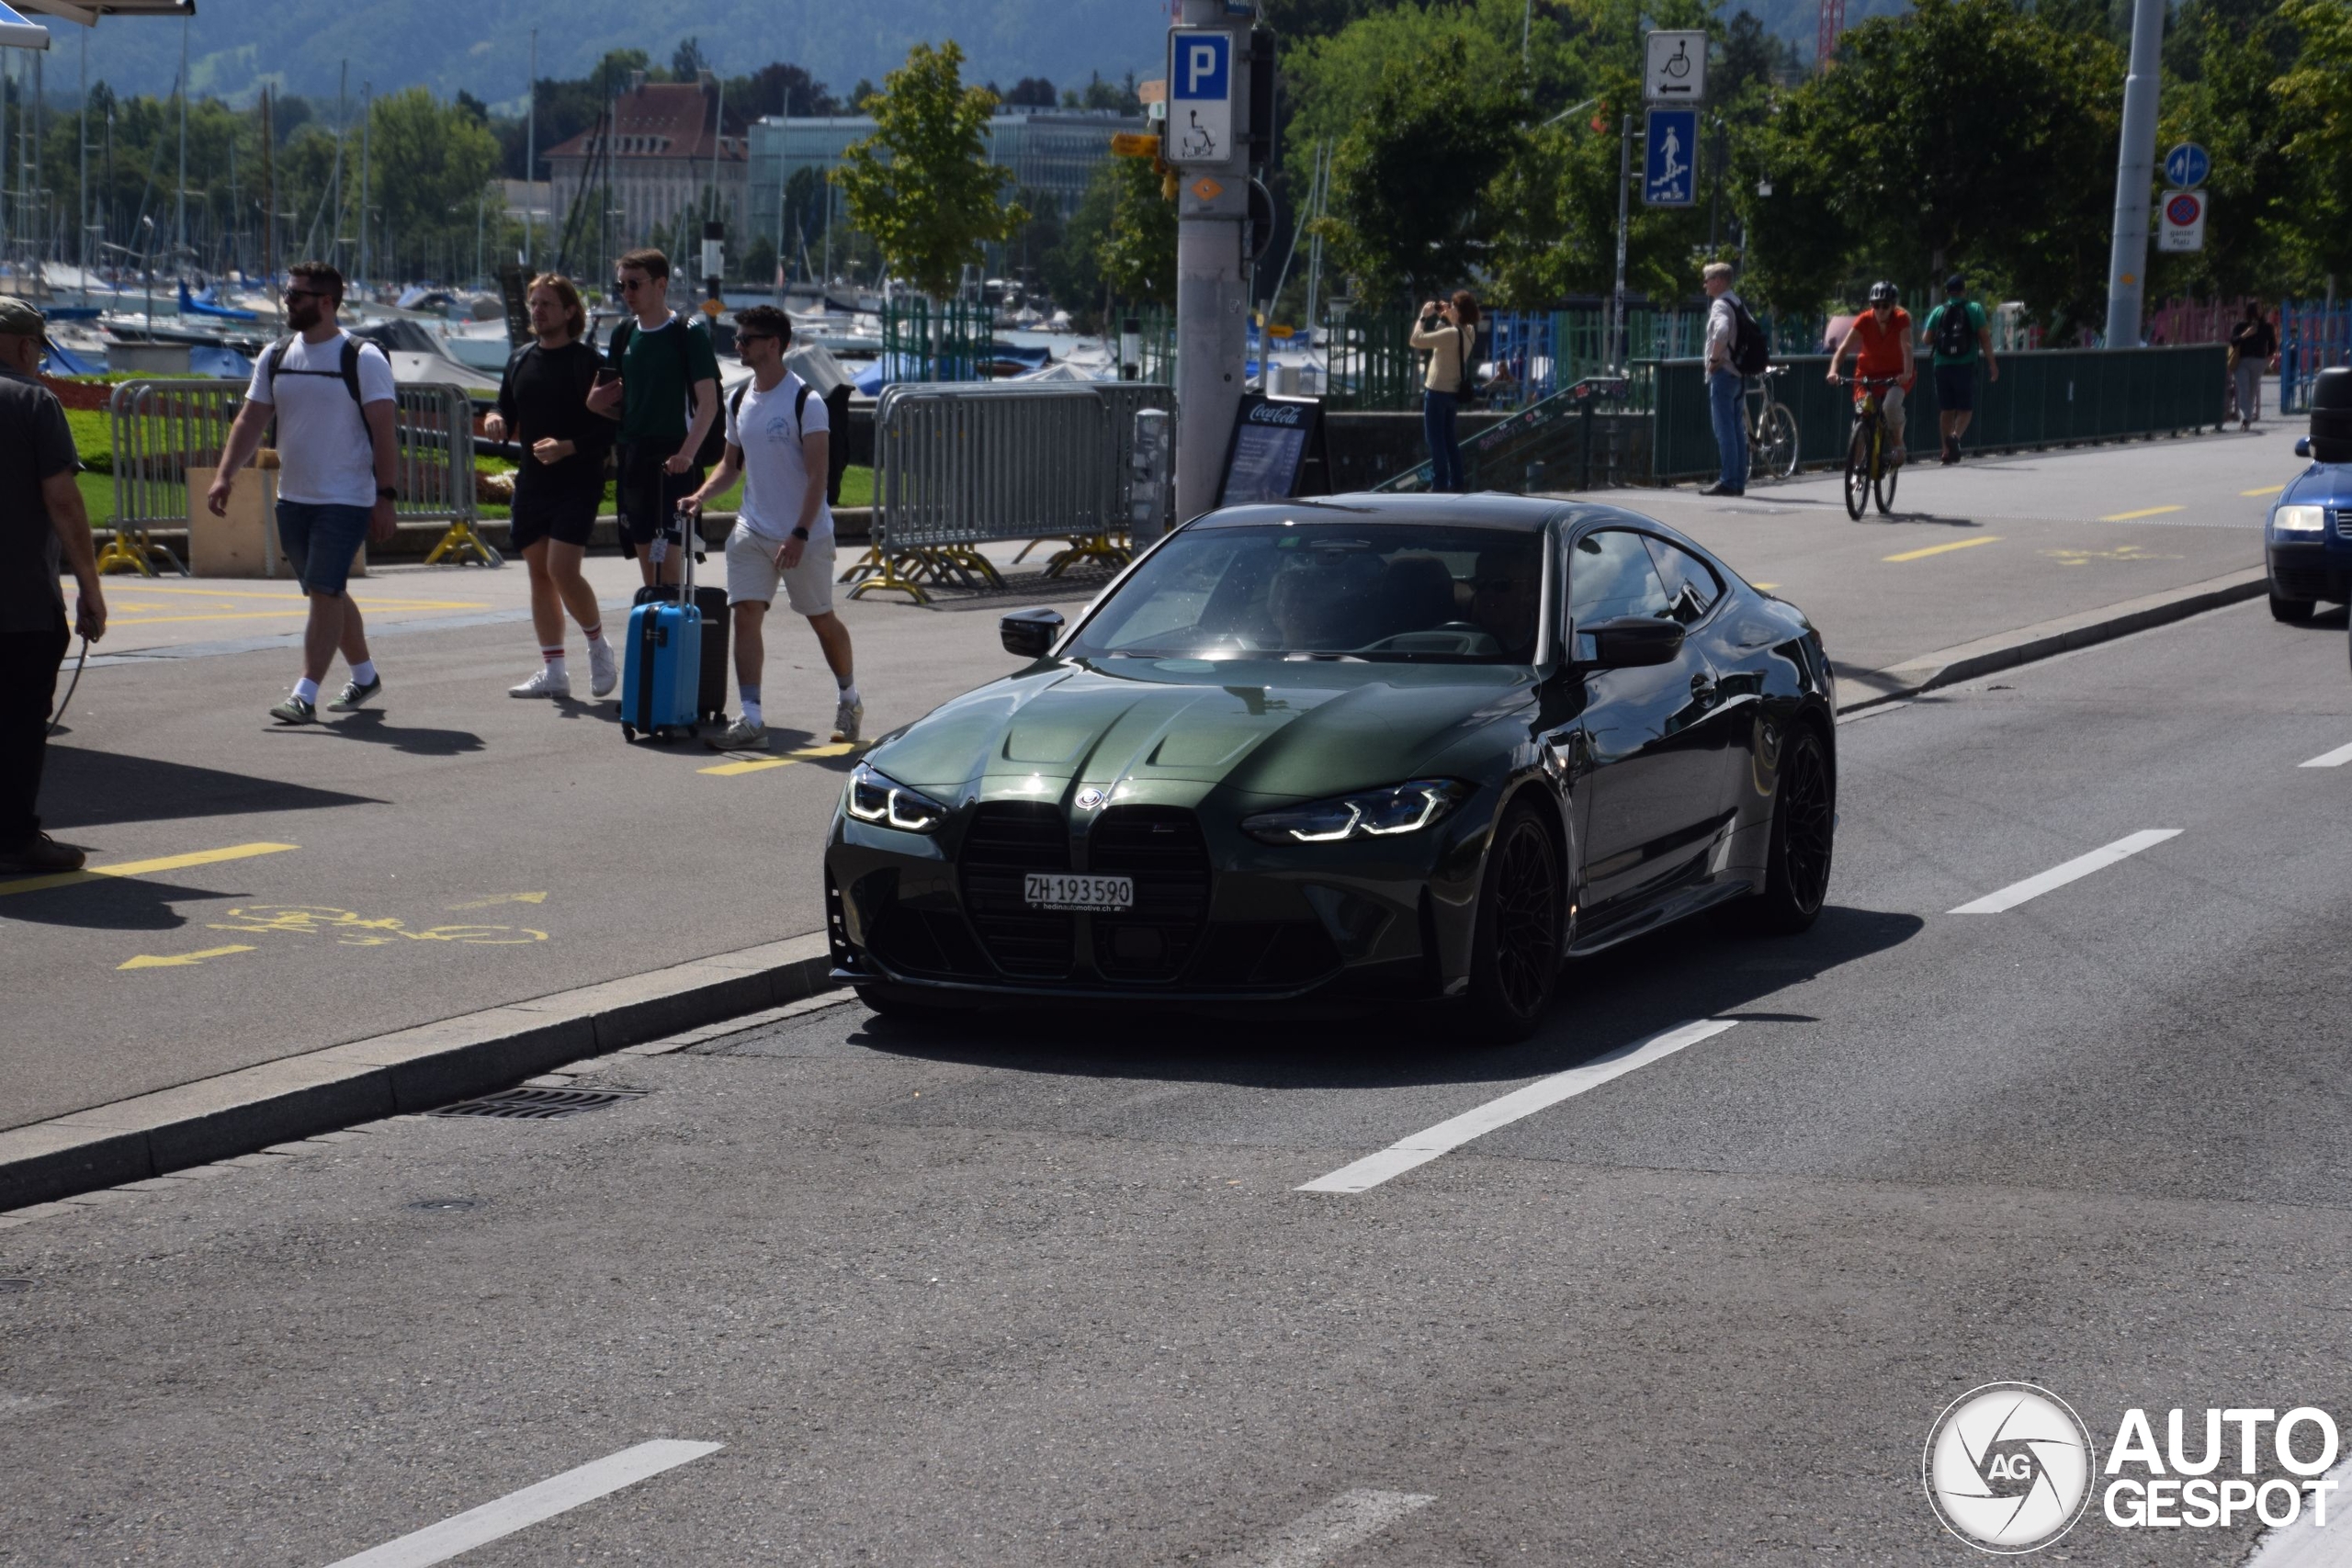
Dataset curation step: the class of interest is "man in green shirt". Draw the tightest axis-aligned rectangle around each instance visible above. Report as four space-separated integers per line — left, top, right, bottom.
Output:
585 247 722 588
1925 275 1999 465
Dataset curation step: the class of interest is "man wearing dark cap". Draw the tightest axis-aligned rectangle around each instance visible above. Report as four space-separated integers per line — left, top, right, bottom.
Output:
1923 275 1999 465
0 299 107 874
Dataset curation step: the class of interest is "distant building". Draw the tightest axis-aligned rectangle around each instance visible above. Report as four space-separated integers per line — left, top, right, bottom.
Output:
747 106 1147 276
545 73 749 258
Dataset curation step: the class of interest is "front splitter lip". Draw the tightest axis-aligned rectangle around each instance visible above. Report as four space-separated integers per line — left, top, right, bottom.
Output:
831 954 1353 1007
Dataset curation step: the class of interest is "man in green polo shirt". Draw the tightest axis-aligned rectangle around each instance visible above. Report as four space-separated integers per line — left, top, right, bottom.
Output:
584 247 721 588
1924 274 1999 465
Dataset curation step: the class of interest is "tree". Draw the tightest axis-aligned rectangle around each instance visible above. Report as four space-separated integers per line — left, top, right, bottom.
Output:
741 233 778 287
2269 0 2352 284
1097 155 1176 306
672 38 709 82
362 87 502 281
2152 0 2308 296
735 63 838 120
1315 31 1525 304
834 40 1027 300
1004 77 1058 109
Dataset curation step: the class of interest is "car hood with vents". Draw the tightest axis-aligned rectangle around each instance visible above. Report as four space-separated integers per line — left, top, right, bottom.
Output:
865 658 1533 807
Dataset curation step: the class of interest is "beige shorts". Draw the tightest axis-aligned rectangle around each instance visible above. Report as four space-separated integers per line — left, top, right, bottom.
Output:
725 522 835 616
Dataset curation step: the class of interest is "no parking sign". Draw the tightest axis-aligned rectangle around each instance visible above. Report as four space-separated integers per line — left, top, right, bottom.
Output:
2159 189 2207 253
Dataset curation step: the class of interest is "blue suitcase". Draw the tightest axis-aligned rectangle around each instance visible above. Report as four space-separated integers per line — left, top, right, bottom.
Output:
621 591 703 744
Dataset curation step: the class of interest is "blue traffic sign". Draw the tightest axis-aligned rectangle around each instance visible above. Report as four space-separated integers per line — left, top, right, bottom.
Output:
1644 109 1698 208
1171 32 1230 103
2164 142 2210 189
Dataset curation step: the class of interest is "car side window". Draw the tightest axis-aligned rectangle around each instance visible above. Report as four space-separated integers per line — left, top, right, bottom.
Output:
1643 536 1723 626
1566 529 1672 638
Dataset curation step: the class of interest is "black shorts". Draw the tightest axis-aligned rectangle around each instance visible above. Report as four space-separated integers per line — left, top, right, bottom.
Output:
507 484 599 552
1934 363 1976 412
616 443 702 558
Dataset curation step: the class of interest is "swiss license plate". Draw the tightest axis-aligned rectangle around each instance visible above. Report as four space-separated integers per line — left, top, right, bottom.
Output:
1023 873 1135 913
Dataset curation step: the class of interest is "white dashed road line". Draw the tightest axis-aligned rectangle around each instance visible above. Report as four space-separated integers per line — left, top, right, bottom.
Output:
320 1439 722 1568
2300 741 2352 769
1296 1019 1739 1194
1210 1489 1437 1568
1947 829 2183 915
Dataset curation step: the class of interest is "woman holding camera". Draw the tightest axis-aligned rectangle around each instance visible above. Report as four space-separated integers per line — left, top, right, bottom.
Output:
1411 291 1480 492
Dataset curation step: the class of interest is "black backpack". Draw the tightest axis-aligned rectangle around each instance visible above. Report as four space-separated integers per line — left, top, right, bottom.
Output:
262 333 377 408
611 312 728 468
726 378 849 506
1727 295 1770 376
1454 323 1478 397
1934 302 1975 360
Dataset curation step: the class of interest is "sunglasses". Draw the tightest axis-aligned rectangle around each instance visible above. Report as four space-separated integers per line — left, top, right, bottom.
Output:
615 276 649 292
283 288 334 301
736 333 775 345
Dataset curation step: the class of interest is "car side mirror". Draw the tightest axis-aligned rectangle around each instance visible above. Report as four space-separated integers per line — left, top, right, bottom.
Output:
1000 606 1065 659
1580 615 1685 669
2297 437 2312 458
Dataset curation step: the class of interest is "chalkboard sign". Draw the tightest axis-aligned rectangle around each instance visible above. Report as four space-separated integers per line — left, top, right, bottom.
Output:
1218 394 1329 507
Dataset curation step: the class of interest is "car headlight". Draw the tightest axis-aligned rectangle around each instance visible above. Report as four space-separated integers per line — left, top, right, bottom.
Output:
843 761 950 833
1243 779 1473 844
2273 504 2327 534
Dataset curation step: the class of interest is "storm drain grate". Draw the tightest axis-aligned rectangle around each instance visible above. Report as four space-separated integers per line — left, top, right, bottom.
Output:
428 1087 648 1121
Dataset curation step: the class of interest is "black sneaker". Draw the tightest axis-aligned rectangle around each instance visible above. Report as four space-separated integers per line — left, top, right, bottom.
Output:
269 694 318 726
0 832 86 874
1699 482 1746 497
327 675 382 712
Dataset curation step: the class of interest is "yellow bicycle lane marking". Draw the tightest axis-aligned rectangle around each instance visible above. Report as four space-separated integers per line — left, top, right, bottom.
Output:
701 741 861 777
2243 485 2285 498
205 905 549 945
90 582 490 627
118 944 257 971
0 841 297 898
1883 536 2002 563
2099 504 2186 521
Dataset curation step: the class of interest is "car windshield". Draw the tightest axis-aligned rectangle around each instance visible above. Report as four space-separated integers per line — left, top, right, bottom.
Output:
1067 524 1544 663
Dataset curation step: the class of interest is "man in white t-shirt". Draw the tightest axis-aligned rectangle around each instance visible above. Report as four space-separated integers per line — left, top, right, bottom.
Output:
679 306 861 751
207 260 400 724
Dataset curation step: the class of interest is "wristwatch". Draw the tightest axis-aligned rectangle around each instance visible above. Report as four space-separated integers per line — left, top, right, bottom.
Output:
790 525 810 541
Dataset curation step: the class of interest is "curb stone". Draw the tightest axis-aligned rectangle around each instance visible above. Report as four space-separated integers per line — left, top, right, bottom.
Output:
1833 566 2268 714
0 932 837 1213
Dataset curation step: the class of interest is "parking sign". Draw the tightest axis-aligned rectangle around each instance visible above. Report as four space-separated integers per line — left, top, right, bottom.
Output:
1169 29 1232 167
2159 189 2207 252
1644 109 1698 207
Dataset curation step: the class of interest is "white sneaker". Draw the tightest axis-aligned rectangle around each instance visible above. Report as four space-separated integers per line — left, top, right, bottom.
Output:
587 638 617 698
831 695 865 745
718 716 769 750
509 666 571 699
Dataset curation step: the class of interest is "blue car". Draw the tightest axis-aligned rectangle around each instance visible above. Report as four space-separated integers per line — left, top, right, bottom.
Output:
2267 367 2352 624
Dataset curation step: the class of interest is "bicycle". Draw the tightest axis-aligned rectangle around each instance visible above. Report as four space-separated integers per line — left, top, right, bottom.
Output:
1746 367 1800 483
1836 375 1903 519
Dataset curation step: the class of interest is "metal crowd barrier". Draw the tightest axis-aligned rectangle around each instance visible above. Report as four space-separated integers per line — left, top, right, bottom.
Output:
844 381 1174 604
104 378 496 577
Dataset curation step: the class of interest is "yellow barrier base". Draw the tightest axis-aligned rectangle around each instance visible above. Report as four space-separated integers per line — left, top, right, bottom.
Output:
96 528 187 578
422 518 504 568
1041 534 1132 579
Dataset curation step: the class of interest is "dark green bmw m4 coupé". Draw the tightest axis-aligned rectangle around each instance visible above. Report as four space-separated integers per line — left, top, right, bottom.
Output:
825 494 1837 1039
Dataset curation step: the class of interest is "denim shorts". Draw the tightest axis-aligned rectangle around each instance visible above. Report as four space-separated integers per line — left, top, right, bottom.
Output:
275 501 372 597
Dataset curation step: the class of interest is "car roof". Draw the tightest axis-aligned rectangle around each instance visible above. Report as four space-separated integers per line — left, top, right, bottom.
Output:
1184 492 1725 560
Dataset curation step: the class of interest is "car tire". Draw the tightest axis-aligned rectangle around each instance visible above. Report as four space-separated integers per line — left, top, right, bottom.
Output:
1742 724 1835 936
2270 591 2318 624
1462 801 1563 1043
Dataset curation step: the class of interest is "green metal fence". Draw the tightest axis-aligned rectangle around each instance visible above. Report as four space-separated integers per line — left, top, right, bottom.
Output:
880 297 995 382
1323 307 1423 412
1648 345 2231 482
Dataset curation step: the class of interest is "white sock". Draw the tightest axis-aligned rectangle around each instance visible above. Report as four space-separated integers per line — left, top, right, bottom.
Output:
350 660 378 686
741 700 763 728
583 624 606 648
837 684 860 707
292 677 320 705
543 649 568 683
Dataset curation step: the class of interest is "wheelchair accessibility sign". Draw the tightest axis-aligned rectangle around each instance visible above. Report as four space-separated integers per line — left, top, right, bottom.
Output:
1644 109 1698 207
1169 29 1232 167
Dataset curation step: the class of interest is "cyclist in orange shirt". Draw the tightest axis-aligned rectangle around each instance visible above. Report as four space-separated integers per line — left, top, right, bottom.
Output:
1826 281 1917 465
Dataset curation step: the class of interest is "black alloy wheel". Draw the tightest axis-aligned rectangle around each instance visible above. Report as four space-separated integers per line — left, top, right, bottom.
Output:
1744 726 1834 935
1842 426 1871 519
2269 591 2317 624
1464 802 1562 1041
1873 446 1900 514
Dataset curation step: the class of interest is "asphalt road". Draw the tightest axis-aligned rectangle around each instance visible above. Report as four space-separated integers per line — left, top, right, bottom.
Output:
4 594 2348 1565
2 424 2297 1134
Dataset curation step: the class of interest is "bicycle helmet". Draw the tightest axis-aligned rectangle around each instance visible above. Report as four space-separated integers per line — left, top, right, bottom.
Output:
1868 280 1899 307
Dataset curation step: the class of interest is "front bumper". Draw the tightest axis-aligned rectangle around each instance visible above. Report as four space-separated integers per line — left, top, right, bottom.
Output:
2267 537 2351 604
824 793 1491 1006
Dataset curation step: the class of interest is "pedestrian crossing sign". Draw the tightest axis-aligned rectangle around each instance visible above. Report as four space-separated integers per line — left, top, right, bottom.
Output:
1644 109 1697 207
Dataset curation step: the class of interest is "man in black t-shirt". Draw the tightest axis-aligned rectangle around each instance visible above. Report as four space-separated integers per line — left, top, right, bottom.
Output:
2228 303 2277 430
485 274 616 700
0 300 107 875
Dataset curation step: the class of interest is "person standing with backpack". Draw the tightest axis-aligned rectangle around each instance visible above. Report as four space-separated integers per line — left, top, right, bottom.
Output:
583 248 722 592
2228 301 2276 430
675 306 863 750
1700 261 1761 497
1411 291 1480 493
1923 275 1999 464
206 261 399 725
